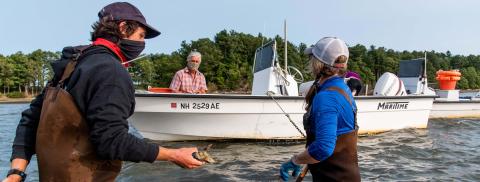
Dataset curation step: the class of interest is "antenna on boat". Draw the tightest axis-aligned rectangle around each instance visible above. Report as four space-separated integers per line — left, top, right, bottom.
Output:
424 51 427 79
284 19 288 76
261 21 266 46
422 51 427 94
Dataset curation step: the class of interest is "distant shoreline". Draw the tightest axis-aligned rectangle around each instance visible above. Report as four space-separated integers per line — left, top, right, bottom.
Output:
0 98 33 104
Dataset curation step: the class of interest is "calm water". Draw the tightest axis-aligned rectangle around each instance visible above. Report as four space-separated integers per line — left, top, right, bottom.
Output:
1 103 479 181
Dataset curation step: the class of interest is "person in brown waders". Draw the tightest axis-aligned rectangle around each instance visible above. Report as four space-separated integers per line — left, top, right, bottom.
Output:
3 2 203 182
279 37 360 181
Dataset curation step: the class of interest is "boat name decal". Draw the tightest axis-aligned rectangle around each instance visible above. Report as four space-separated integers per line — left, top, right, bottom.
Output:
377 101 409 110
177 102 220 110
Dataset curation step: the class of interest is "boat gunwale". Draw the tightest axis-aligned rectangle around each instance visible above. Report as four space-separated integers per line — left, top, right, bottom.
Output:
433 100 480 103
135 93 438 100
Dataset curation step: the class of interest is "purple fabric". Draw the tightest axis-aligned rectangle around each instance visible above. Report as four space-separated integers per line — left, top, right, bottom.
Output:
345 71 361 80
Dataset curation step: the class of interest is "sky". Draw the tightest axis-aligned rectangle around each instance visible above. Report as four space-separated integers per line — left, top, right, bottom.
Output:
0 0 479 56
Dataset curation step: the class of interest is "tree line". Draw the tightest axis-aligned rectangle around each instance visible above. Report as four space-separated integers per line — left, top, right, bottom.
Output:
1 30 479 97
0 50 59 97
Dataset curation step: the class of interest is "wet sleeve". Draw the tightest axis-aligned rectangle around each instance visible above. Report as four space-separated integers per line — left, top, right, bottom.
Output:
10 89 45 162
307 93 338 161
85 60 158 163
169 71 182 90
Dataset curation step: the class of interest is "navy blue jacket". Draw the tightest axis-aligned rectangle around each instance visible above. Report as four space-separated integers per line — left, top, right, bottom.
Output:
11 45 159 163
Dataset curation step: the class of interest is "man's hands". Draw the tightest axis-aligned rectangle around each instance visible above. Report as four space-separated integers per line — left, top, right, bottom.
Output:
3 159 28 182
157 147 204 169
2 175 22 182
171 89 206 94
193 89 206 94
5 147 204 182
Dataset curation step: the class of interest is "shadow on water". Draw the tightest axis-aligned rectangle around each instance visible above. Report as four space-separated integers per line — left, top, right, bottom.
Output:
1 104 479 181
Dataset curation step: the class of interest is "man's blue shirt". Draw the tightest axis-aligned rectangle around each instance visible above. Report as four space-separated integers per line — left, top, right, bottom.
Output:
307 76 357 161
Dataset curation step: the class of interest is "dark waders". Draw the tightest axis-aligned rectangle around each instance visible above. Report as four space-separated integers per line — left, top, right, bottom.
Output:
36 49 122 181
303 86 360 182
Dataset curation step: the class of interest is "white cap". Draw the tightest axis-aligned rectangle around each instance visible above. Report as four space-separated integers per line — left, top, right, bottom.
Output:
304 37 349 67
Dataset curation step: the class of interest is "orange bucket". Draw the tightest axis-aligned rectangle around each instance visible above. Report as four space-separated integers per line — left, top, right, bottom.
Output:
436 79 458 90
148 87 173 93
436 70 461 90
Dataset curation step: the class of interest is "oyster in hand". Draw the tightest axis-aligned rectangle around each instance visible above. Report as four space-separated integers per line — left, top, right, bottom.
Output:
192 144 216 163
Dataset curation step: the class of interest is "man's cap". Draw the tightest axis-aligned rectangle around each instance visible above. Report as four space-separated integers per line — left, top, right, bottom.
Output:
304 37 349 67
98 2 160 39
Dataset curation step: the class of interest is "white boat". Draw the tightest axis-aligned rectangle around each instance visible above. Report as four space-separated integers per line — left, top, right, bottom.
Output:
132 94 433 141
430 90 480 118
129 40 436 141
431 99 480 118
396 59 480 119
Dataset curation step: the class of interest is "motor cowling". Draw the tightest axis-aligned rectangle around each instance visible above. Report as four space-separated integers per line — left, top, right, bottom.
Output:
374 72 407 96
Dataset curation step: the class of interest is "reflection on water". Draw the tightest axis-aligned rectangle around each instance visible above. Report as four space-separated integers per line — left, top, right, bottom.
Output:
1 104 479 181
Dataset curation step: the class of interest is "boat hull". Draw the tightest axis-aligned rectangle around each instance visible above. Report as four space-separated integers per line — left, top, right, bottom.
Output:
130 94 435 141
430 100 480 118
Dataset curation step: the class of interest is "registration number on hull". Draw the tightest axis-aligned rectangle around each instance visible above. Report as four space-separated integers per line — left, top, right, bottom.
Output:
171 102 220 110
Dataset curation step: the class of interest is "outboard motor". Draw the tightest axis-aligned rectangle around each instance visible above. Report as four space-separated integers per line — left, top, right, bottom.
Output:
299 81 314 96
374 72 407 96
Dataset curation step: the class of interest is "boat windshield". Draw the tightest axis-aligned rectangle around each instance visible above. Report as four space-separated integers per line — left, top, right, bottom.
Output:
399 59 425 77
253 41 276 73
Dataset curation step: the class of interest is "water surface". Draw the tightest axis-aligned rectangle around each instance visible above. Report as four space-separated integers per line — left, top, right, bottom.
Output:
1 104 479 181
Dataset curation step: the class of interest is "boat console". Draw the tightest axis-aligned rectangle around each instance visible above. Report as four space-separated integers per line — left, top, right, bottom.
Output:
251 41 301 96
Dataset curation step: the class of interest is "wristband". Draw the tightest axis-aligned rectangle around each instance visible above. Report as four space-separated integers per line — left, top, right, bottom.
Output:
6 168 26 182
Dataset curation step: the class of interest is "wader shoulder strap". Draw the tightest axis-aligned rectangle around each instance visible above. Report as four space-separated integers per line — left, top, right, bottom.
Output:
326 86 358 129
57 61 78 87
57 46 93 88
326 86 353 106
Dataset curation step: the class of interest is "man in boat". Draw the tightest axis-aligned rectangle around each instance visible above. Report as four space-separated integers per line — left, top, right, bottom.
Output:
169 50 208 94
345 71 363 96
4 2 202 182
279 37 360 181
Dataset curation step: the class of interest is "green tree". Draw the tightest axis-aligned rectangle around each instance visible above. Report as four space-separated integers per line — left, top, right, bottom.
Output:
130 57 155 89
460 67 480 89
2 30 480 93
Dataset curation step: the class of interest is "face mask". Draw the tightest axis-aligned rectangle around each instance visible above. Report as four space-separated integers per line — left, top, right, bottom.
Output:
187 61 200 71
119 39 145 60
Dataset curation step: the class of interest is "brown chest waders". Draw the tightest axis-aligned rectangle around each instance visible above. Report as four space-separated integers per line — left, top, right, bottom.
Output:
36 49 122 182
305 86 361 182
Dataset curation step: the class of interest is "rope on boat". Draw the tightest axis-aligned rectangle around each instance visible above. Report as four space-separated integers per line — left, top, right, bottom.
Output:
267 91 306 138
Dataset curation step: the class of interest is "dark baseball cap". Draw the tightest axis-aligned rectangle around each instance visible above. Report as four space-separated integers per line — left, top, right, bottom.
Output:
98 2 160 39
